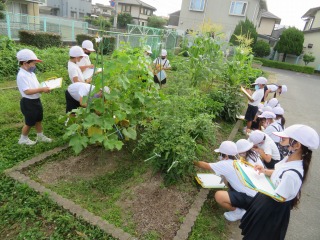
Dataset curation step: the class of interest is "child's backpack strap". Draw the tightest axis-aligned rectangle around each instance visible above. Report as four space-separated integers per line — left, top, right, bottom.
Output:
279 169 303 182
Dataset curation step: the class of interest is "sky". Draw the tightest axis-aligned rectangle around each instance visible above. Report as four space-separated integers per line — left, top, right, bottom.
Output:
92 0 320 30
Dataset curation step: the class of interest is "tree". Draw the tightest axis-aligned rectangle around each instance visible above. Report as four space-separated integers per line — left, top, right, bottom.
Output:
0 1 5 20
147 15 167 28
229 18 258 48
110 13 133 28
274 27 304 62
85 16 111 30
303 53 315 66
253 40 270 57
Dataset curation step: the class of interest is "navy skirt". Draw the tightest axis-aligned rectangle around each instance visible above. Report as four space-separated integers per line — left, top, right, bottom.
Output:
240 193 292 240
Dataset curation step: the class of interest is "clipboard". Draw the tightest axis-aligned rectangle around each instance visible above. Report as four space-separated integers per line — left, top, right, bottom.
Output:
40 77 62 89
233 160 285 202
83 67 103 80
195 173 227 189
240 86 253 101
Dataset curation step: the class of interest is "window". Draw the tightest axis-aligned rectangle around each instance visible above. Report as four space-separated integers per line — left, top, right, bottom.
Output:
229 1 247 16
71 11 77 19
79 12 84 19
140 8 152 16
189 0 206 12
122 4 131 12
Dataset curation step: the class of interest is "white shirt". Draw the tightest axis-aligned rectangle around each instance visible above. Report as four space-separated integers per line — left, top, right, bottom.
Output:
77 54 91 67
264 121 283 143
68 82 94 102
246 154 264 166
249 88 264 106
209 160 257 197
267 84 279 92
17 68 41 99
68 61 85 83
153 57 171 69
259 134 281 160
271 157 303 201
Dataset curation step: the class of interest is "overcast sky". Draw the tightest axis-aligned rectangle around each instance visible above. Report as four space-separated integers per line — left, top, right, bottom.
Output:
93 0 320 30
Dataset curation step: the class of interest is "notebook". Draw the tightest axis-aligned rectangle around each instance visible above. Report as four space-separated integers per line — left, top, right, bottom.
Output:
233 160 285 202
83 67 103 80
195 173 227 189
40 77 62 89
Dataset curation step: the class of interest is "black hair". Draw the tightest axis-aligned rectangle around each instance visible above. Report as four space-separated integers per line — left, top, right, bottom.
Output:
19 60 34 66
275 115 286 128
245 149 260 162
220 153 236 160
292 144 312 208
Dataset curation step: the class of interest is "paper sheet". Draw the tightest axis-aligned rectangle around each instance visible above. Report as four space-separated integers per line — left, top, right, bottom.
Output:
196 173 227 188
83 68 103 80
40 78 62 89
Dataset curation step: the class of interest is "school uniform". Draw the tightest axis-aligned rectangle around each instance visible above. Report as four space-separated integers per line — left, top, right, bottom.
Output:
240 157 303 240
17 68 43 126
153 57 171 84
209 160 257 210
68 61 85 83
262 84 279 102
66 82 94 112
77 54 91 67
245 88 264 122
264 121 283 143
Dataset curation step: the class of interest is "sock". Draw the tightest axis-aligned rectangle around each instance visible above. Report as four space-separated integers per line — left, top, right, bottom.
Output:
37 132 44 137
20 134 28 140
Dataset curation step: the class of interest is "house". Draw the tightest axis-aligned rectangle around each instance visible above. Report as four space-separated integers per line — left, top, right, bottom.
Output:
6 0 44 17
44 0 92 19
168 10 180 28
178 0 277 40
117 0 156 26
92 3 113 20
301 6 320 70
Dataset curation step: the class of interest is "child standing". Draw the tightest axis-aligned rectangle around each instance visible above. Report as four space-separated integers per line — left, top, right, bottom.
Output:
240 124 319 240
77 40 95 72
153 49 171 86
68 46 86 83
16 49 52 145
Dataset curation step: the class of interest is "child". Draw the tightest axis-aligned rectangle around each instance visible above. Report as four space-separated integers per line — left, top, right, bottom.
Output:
68 46 87 83
248 130 281 169
153 49 171 85
16 49 52 145
194 141 257 221
243 77 267 132
236 139 264 166
77 40 95 72
263 84 287 102
240 124 319 240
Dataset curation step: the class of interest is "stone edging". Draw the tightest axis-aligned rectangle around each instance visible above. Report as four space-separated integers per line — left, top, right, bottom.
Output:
5 119 242 240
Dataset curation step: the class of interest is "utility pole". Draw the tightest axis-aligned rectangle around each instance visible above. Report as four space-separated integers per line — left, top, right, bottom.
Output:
113 0 118 28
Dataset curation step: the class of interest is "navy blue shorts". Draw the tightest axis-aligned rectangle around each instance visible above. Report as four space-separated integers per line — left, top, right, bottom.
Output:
20 98 43 126
228 190 254 210
65 90 80 113
245 104 258 121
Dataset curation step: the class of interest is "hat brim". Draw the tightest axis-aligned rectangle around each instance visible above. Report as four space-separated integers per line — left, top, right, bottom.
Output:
214 149 220 153
147 51 152 54
273 131 289 138
238 142 254 153
34 59 42 62
86 48 95 52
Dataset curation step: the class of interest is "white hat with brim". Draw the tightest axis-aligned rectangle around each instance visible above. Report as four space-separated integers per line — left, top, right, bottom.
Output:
273 106 284 115
69 46 86 57
17 49 42 62
258 111 276 119
236 139 254 153
248 130 265 145
259 106 272 113
145 45 152 54
82 40 95 52
161 49 167 56
281 85 287 94
214 141 238 156
252 77 267 85
273 124 319 150
266 98 279 108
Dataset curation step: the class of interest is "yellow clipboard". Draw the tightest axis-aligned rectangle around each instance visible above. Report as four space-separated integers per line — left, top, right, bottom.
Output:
195 173 228 189
233 160 285 202
240 86 253 101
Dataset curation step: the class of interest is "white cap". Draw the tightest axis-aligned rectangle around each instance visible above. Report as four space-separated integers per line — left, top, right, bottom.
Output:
69 46 86 57
17 49 42 62
252 77 267 85
161 49 167 56
214 141 238 156
236 139 254 153
258 111 276 119
259 106 272 113
103 86 110 94
266 98 279 108
273 124 319 150
248 130 265 144
280 85 287 94
145 45 152 54
82 40 95 52
273 106 284 115
258 103 264 111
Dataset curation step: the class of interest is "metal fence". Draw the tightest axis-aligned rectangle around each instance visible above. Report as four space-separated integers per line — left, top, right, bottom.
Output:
0 12 88 41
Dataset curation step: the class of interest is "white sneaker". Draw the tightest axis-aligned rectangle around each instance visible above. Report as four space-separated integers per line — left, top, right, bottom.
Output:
37 135 52 143
18 137 36 146
224 209 246 221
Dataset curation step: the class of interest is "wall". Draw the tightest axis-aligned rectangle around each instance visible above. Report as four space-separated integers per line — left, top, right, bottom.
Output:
257 18 275 35
300 31 320 70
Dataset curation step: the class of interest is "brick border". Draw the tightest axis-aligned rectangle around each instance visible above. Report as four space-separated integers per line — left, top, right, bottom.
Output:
5 119 242 240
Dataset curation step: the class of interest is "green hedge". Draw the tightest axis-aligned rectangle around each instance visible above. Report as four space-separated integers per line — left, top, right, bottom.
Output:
255 57 314 74
75 34 96 47
19 31 62 49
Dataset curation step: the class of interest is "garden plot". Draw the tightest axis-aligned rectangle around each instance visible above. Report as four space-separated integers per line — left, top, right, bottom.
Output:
21 146 200 239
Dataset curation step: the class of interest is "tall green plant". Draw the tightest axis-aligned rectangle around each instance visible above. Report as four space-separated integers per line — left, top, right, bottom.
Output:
229 18 257 48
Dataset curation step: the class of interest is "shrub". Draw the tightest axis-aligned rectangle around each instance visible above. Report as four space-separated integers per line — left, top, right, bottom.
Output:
19 31 62 49
303 53 315 66
253 40 270 57
76 34 96 47
0 36 18 79
255 57 314 74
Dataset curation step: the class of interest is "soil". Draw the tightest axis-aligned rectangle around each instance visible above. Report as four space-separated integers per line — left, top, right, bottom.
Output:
30 146 198 239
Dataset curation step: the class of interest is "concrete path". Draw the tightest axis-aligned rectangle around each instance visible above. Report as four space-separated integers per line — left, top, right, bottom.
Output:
227 67 320 240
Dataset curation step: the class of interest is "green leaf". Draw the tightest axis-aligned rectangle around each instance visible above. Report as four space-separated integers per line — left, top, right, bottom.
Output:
134 92 145 104
69 135 88 154
122 127 137 140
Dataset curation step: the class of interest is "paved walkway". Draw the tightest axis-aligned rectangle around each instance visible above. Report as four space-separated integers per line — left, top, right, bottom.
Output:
228 67 320 240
